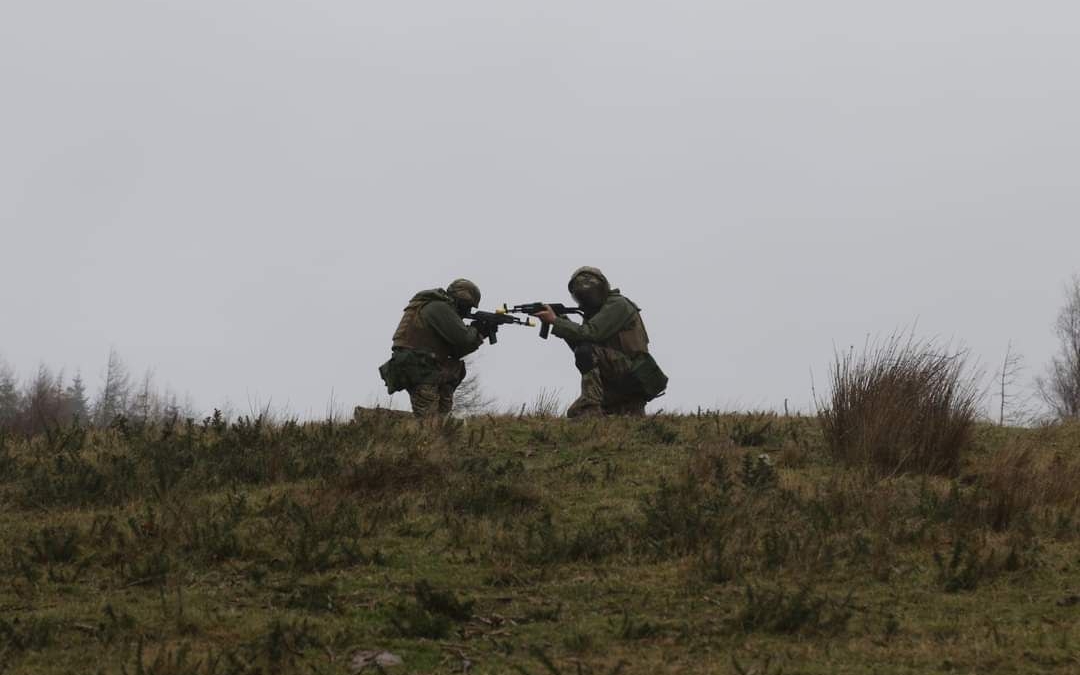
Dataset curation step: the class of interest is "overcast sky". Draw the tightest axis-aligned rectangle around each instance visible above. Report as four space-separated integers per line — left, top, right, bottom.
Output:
2 1 1078 416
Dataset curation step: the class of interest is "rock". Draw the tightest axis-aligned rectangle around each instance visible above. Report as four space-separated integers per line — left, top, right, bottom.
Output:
350 650 404 672
354 406 413 422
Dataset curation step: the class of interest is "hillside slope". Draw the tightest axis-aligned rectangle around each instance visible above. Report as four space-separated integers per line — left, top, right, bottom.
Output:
1 413 1078 674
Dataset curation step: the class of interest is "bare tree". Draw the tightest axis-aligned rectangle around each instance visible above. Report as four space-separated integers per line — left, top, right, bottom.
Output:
130 369 160 425
452 362 497 416
995 341 1028 426
0 353 188 431
1037 275 1080 421
94 348 131 426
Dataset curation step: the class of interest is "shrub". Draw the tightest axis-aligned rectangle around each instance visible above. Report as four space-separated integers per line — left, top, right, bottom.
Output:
961 442 1080 532
337 446 447 497
388 580 474 638
819 333 980 476
731 583 852 635
522 510 628 564
639 476 725 555
0 616 58 655
1036 275 1080 421
728 412 775 447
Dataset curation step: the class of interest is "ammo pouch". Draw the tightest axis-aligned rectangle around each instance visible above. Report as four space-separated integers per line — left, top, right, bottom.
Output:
378 349 440 394
629 353 668 402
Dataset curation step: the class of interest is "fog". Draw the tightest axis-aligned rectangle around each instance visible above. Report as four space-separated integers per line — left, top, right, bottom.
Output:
2 1 1078 416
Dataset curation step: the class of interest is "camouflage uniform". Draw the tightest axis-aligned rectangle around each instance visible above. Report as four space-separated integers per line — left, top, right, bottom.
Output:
549 267 667 418
379 280 483 416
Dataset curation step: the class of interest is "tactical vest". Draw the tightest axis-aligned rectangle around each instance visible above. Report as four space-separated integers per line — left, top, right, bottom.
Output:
392 294 455 362
601 297 650 357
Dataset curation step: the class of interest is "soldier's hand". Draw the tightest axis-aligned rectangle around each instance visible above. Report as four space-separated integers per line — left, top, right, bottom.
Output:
533 305 557 325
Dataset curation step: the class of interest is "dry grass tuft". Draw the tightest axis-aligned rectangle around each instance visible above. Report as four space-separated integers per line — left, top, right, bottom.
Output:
819 333 981 476
337 446 448 497
967 440 1080 531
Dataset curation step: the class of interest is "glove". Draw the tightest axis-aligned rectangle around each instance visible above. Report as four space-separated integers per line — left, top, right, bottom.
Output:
473 321 491 339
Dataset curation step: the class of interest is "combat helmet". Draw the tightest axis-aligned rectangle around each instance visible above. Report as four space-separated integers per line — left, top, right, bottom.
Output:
567 267 611 308
446 278 482 309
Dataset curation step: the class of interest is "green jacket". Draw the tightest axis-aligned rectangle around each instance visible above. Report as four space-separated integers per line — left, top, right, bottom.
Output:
551 290 650 356
392 289 483 361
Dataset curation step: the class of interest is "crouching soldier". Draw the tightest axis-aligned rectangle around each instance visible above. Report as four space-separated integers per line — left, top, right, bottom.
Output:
532 267 668 417
379 279 486 416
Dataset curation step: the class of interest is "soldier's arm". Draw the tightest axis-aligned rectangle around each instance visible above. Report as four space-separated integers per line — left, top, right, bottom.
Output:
421 303 483 357
550 297 634 344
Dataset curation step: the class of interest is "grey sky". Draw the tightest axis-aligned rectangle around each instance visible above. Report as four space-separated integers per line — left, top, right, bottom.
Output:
2 1 1078 416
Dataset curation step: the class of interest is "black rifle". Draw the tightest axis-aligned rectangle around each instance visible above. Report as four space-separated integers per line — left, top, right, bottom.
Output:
467 310 534 345
500 303 584 339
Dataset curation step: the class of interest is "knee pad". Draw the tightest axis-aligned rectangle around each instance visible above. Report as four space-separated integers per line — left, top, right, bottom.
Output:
574 345 597 374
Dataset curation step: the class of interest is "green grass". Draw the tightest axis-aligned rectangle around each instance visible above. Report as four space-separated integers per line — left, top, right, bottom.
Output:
1 413 1079 674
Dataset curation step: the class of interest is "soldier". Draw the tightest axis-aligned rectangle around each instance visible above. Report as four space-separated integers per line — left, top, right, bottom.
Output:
532 267 668 417
379 279 487 416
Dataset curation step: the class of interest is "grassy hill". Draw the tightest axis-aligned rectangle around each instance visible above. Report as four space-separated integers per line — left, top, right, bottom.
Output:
1 412 1078 674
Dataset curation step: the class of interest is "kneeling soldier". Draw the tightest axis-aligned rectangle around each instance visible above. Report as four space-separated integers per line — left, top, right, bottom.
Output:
532 267 668 417
379 279 485 416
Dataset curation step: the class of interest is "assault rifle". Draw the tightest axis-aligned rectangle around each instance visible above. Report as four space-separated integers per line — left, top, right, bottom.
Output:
467 310 534 345
498 303 585 339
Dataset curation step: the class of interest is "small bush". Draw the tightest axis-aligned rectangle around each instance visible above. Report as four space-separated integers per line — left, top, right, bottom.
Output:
934 536 992 592
638 417 679 445
964 443 1080 532
729 413 775 447
24 525 82 565
270 497 373 573
338 447 447 497
0 616 58 654
639 476 725 555
388 603 454 639
97 604 138 646
284 580 338 613
740 453 778 490
388 580 474 638
413 580 474 621
523 511 628 564
243 619 321 672
819 334 980 476
618 610 661 640
732 584 852 635
445 457 542 516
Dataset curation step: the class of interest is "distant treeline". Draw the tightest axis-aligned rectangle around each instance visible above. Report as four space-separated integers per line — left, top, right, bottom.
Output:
3 274 1078 432
0 349 194 435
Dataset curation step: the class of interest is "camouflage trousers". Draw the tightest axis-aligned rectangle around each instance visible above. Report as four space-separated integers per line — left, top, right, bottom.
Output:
408 360 466 417
566 345 647 418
